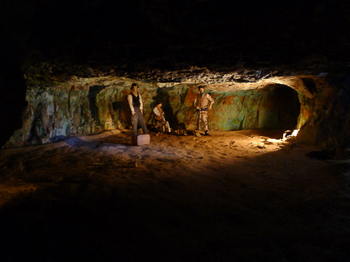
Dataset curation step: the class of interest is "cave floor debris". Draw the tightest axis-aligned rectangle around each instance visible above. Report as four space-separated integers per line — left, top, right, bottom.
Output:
0 129 349 261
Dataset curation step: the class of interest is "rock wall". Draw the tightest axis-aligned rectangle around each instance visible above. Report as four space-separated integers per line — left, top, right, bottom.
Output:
296 75 350 154
5 73 343 149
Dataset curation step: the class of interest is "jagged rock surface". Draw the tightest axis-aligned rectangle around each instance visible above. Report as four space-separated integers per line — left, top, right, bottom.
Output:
5 64 349 152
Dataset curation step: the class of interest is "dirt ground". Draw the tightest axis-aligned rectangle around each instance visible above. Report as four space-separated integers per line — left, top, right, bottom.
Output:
0 130 349 261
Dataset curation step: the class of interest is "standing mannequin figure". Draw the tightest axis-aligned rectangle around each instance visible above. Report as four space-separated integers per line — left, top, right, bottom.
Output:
127 83 148 136
194 85 214 135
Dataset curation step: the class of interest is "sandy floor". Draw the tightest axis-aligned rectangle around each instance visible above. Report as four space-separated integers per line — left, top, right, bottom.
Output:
0 130 349 261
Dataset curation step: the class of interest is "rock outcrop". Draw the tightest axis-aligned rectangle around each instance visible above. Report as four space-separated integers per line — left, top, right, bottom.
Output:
6 64 346 151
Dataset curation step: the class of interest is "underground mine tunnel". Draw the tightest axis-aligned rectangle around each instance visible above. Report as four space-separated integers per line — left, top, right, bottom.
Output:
1 67 350 262
1 0 350 261
1 73 319 147
255 84 300 130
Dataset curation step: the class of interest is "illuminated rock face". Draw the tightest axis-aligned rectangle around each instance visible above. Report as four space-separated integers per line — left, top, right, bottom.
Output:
164 84 300 131
4 73 342 148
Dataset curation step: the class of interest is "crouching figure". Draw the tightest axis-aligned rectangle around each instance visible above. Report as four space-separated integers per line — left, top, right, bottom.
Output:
153 102 171 134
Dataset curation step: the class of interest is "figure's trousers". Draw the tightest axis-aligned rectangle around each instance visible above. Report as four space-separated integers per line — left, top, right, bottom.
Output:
197 111 209 131
132 107 148 136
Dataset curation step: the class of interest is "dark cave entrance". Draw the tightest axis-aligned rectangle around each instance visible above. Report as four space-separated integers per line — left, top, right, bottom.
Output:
258 84 300 130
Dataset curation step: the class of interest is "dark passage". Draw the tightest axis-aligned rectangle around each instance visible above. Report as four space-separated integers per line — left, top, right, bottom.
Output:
88 85 106 126
259 84 300 130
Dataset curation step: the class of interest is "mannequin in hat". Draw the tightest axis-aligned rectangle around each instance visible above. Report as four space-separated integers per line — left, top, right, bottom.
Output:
193 85 214 135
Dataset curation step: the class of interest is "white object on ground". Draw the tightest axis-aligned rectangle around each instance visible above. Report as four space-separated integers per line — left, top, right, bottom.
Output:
133 134 150 146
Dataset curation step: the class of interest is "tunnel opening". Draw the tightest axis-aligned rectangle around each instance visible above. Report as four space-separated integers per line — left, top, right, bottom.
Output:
257 84 300 131
209 83 301 133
